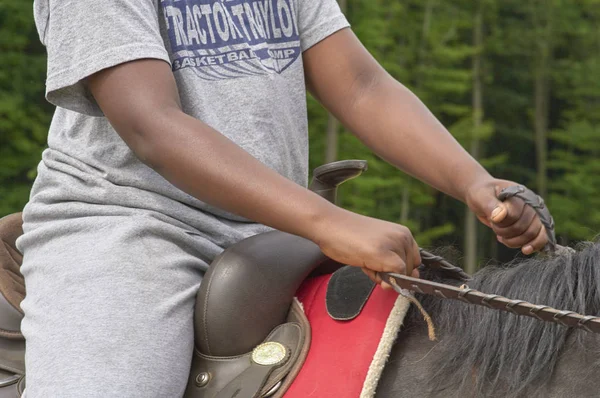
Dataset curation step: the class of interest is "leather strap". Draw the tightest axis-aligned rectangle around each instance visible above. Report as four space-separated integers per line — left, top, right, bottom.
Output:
379 185 596 333
16 376 24 397
497 185 574 255
379 272 600 334
216 360 283 398
268 299 311 398
419 249 471 281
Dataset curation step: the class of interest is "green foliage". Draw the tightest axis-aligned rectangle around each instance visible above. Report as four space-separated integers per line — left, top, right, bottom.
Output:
549 122 600 240
0 1 50 215
3 0 600 262
309 0 600 261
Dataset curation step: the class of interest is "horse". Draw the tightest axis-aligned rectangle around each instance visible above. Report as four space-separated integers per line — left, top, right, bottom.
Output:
379 243 600 397
0 160 598 397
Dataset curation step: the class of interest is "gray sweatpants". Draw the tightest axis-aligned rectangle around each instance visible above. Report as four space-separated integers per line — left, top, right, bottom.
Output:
17 207 214 397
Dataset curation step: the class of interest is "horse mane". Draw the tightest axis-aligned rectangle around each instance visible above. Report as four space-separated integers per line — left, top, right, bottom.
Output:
412 243 600 397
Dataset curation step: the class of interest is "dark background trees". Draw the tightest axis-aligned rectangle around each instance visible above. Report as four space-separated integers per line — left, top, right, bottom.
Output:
2 1 599 269
0 1 50 216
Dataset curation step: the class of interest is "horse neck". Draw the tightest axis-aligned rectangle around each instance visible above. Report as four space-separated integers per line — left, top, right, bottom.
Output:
376 316 448 397
377 300 600 398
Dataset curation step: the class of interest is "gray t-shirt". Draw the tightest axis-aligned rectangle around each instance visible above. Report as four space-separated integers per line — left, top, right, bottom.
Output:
27 0 349 258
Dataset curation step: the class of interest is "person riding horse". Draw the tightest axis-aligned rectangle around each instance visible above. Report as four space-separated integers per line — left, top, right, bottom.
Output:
21 1 548 396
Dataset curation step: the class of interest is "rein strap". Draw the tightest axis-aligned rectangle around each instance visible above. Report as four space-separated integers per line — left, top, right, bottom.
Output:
378 184 597 334
379 272 600 334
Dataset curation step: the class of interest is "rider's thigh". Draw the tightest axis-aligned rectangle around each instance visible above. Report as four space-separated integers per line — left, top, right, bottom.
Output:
18 213 209 398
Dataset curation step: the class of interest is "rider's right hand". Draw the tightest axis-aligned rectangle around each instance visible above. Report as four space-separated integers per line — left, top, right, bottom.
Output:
310 208 421 286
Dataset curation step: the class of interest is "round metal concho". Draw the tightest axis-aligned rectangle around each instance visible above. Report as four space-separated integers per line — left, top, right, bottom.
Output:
251 342 287 366
195 372 211 388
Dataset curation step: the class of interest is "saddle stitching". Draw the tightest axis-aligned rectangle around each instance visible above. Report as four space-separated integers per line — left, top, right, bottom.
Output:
0 328 22 340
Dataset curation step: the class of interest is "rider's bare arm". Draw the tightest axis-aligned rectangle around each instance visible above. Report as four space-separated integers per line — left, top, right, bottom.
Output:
87 59 421 280
303 29 548 254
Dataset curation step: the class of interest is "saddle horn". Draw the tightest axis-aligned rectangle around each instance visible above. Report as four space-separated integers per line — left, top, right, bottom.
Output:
309 160 368 204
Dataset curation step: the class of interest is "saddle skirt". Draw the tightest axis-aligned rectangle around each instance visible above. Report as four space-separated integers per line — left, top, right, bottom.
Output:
286 267 411 398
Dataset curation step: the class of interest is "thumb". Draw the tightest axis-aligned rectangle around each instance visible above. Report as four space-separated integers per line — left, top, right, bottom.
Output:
489 202 507 224
473 188 507 224
483 185 508 223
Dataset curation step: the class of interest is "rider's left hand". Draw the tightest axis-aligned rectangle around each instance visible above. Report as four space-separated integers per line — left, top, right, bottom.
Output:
465 179 548 255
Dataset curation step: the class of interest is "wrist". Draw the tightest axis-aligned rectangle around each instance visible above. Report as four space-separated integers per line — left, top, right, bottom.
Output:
463 176 499 212
452 164 494 203
300 200 347 247
288 192 339 243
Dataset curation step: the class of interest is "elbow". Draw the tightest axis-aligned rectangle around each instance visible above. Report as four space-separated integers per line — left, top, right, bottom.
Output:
130 135 159 169
347 65 387 112
114 105 182 171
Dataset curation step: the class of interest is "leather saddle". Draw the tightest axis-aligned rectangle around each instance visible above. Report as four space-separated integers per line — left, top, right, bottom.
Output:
0 160 369 398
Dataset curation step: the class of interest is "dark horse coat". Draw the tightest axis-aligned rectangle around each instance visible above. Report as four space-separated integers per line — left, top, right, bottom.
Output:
378 244 600 398
0 212 598 397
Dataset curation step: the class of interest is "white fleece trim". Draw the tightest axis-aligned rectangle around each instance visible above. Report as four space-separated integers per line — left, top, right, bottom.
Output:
359 296 411 398
293 297 305 313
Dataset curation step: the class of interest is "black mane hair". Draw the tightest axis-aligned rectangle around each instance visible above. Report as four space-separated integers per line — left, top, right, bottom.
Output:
411 243 600 397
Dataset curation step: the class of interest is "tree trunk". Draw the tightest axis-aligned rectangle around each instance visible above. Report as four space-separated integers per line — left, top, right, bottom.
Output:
400 184 410 224
324 0 347 164
417 0 434 91
534 57 550 199
464 0 484 274
532 1 553 199
399 0 434 225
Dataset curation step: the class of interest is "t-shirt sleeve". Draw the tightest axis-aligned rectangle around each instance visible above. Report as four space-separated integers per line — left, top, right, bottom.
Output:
34 0 171 116
297 0 350 52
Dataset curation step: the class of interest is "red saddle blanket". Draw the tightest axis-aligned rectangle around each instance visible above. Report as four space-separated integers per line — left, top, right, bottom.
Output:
285 272 410 398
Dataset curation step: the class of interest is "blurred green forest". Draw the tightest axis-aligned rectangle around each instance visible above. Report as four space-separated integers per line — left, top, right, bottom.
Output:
1 0 600 271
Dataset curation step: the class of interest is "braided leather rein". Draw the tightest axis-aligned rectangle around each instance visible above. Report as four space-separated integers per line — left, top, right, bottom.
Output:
380 185 600 334
379 272 600 334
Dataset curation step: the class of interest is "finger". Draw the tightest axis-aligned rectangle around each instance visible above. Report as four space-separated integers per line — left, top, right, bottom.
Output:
490 204 507 223
392 231 418 276
491 205 536 239
492 197 525 228
404 247 414 277
522 225 548 255
411 240 421 278
381 249 407 276
361 268 393 290
413 240 422 267
499 217 542 248
361 267 382 284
